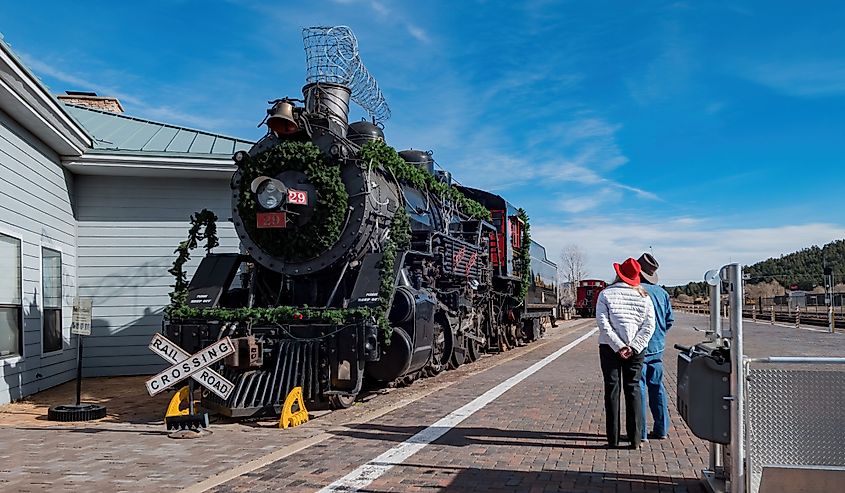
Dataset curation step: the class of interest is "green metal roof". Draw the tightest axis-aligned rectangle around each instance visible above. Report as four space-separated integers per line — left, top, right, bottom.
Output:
63 104 254 157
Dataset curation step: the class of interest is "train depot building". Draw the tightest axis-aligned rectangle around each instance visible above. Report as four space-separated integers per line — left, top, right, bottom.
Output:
0 38 251 404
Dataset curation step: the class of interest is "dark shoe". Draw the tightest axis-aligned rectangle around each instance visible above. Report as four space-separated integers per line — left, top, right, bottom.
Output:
627 442 642 450
647 432 668 440
605 443 623 449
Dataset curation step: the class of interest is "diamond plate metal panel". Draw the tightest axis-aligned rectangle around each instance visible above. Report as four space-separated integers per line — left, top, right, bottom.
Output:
746 367 845 493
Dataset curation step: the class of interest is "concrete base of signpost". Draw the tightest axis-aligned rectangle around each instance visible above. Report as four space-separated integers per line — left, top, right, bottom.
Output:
169 428 213 439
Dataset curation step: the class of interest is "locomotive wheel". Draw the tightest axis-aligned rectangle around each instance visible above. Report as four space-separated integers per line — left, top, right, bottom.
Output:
467 337 481 363
426 320 449 376
449 333 466 370
506 324 519 348
329 393 357 409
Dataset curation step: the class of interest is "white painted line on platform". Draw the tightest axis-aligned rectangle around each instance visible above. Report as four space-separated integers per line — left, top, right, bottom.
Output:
317 326 599 493
181 321 595 493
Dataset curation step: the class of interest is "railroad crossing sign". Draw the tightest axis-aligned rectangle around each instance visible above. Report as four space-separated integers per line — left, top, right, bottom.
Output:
145 334 235 400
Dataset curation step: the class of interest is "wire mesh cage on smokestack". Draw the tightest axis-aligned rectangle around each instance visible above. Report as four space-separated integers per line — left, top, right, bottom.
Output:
302 26 391 123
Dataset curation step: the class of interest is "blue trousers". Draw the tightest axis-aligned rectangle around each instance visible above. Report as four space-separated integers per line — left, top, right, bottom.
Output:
640 355 670 440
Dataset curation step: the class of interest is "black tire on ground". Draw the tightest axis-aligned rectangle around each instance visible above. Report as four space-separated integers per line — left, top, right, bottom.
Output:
47 404 107 422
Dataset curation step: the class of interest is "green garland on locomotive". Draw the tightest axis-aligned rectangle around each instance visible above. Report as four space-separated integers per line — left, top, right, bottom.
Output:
517 208 532 303
360 140 491 221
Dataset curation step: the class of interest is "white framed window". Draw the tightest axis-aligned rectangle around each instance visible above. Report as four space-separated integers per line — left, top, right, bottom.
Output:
0 233 23 359
41 247 63 354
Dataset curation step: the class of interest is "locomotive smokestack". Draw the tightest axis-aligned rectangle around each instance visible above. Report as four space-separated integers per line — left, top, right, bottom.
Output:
302 82 351 138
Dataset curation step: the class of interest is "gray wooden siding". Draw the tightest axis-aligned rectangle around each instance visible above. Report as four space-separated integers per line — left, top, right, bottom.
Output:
75 175 239 376
0 108 79 405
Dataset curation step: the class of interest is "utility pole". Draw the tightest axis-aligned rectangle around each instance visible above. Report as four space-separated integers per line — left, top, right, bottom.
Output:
824 265 834 333
824 262 836 333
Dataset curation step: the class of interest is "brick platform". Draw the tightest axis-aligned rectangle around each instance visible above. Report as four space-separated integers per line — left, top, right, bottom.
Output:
0 314 841 492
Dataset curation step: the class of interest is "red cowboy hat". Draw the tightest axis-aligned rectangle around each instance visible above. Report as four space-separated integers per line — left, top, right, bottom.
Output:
613 258 642 286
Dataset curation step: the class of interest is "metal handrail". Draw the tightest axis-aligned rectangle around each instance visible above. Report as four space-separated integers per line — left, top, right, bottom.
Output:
746 356 845 364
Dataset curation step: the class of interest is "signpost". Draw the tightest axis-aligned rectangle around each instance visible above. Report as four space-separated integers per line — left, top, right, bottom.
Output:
47 298 107 421
145 334 235 433
70 298 93 406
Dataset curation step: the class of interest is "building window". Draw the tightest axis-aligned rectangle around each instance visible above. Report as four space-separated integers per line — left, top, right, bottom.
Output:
42 248 62 354
0 234 22 358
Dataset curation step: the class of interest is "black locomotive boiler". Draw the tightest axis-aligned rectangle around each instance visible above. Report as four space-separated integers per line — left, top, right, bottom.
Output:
163 30 559 418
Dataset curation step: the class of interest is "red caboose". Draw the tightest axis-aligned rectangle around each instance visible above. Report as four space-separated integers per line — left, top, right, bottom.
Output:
575 279 607 317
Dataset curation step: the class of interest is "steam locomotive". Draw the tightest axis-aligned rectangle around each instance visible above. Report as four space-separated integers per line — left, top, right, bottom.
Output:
163 30 558 418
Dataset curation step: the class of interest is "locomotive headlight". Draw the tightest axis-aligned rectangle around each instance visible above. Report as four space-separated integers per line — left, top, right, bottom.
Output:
251 176 287 210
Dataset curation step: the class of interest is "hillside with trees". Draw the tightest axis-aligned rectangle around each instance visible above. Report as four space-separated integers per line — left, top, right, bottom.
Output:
744 239 845 290
668 238 845 298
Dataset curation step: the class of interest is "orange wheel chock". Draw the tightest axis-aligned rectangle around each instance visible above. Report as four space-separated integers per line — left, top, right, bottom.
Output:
280 386 309 429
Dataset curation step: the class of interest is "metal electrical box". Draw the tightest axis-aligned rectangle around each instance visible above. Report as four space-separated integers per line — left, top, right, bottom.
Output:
677 344 731 445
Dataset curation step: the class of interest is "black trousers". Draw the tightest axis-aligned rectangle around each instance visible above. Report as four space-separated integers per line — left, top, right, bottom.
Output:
599 344 645 446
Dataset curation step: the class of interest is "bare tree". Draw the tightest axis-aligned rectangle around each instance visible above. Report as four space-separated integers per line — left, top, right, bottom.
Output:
560 244 588 308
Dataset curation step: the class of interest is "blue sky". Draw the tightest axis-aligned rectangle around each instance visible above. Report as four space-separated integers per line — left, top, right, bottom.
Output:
2 0 844 284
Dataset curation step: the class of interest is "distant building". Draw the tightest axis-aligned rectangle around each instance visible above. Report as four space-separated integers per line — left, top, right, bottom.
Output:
0 38 253 404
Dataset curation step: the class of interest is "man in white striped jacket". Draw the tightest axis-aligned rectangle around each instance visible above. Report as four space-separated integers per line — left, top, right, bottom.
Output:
596 257 656 450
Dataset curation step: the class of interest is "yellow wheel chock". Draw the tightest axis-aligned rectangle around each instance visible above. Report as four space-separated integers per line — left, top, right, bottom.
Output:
165 386 200 418
279 386 309 429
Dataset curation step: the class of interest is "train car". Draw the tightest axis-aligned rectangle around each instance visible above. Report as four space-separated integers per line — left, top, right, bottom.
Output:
527 241 559 319
575 279 607 317
456 187 558 342
160 27 559 418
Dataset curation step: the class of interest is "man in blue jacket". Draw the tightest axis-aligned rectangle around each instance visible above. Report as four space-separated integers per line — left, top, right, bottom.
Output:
638 253 674 441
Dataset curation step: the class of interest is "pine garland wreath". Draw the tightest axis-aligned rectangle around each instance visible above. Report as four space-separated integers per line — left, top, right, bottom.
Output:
360 140 491 221
165 209 219 314
167 304 371 326
516 208 531 302
238 140 348 261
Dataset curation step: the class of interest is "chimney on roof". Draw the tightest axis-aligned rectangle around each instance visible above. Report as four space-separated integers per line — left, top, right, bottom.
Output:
57 91 124 114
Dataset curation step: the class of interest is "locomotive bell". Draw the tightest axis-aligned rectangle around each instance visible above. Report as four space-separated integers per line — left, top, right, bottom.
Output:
266 100 299 135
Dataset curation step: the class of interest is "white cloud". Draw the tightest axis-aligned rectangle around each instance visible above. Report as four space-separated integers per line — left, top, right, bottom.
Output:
556 188 617 213
21 53 145 107
430 112 660 211
744 59 845 98
533 217 845 285
328 0 429 44
20 52 231 132
406 24 431 43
